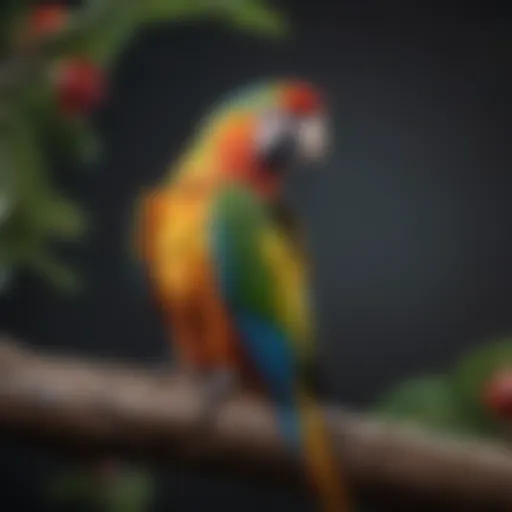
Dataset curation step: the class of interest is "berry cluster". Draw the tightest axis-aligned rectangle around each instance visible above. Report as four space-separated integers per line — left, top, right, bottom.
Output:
23 4 106 117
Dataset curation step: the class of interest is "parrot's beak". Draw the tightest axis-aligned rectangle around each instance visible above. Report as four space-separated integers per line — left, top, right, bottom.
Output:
297 114 330 166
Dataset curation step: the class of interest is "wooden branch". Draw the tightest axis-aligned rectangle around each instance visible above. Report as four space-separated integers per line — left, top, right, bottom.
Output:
1 338 512 509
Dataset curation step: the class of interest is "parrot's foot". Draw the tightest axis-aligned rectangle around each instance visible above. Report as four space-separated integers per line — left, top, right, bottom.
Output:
201 367 238 420
150 361 174 377
151 360 201 383
185 368 238 459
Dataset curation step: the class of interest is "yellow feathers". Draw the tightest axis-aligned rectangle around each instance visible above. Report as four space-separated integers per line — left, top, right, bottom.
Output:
262 229 315 361
135 185 209 303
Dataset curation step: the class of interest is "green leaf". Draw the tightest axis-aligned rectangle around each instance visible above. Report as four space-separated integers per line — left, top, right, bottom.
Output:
48 115 102 167
48 1 142 67
27 250 81 293
143 0 218 21
224 0 290 37
0 192 14 227
0 105 52 263
36 195 88 240
0 162 17 280
45 473 94 502
0 148 17 230
6 103 50 199
83 6 141 66
2 100 88 271
45 467 155 512
23 76 102 166
143 0 289 37
66 119 102 165
375 375 482 437
102 468 155 512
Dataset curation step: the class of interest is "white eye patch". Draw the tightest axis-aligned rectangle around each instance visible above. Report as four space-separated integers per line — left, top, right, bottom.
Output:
255 109 296 156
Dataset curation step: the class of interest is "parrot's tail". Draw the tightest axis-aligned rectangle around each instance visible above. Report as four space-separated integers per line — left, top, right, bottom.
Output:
277 389 351 512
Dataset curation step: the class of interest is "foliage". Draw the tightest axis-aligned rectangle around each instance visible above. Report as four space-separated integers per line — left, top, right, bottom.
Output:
375 375 476 437
0 0 287 294
452 338 512 435
45 466 155 512
374 337 512 441
3 3 287 511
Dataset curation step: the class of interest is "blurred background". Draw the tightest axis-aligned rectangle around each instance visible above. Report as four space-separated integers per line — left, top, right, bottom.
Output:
0 1 511 511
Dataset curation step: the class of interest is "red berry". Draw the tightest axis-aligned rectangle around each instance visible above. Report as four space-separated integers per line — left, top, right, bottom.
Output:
20 4 69 45
482 369 512 421
32 5 68 35
16 4 68 49
55 59 106 116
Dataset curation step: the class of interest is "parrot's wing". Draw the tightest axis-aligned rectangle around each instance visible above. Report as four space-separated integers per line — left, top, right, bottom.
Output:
210 185 349 511
210 184 316 400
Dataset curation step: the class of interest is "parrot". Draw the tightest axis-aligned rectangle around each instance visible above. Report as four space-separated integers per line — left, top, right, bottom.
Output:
135 79 350 511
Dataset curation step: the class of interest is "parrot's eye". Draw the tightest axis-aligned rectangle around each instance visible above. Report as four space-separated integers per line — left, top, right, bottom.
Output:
255 109 297 171
256 109 294 152
255 109 329 172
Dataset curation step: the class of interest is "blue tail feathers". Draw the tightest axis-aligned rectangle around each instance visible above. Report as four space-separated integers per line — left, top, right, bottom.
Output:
276 404 302 455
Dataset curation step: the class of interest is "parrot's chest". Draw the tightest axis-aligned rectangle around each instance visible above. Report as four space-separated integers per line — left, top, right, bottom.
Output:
154 194 214 301
150 187 311 377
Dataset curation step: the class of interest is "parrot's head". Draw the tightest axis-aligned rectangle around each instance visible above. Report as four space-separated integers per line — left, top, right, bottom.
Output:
187 79 329 200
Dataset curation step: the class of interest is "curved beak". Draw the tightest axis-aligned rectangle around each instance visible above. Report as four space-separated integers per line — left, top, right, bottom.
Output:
297 114 330 165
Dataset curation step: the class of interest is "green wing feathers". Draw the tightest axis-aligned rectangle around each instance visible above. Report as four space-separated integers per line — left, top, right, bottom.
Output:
211 184 350 512
211 184 316 365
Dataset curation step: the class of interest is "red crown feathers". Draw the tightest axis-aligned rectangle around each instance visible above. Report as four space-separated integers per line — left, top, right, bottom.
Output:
281 82 323 115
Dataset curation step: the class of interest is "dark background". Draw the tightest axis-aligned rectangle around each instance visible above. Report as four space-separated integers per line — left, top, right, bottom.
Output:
1 1 511 510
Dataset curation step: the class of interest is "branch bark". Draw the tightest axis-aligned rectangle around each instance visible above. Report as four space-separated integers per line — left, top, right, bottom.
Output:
0 338 512 510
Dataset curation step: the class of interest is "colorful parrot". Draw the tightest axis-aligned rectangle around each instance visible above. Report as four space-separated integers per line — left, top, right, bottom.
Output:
135 79 350 511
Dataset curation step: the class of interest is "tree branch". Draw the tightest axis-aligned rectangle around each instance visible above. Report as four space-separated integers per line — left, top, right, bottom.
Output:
0 338 512 509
